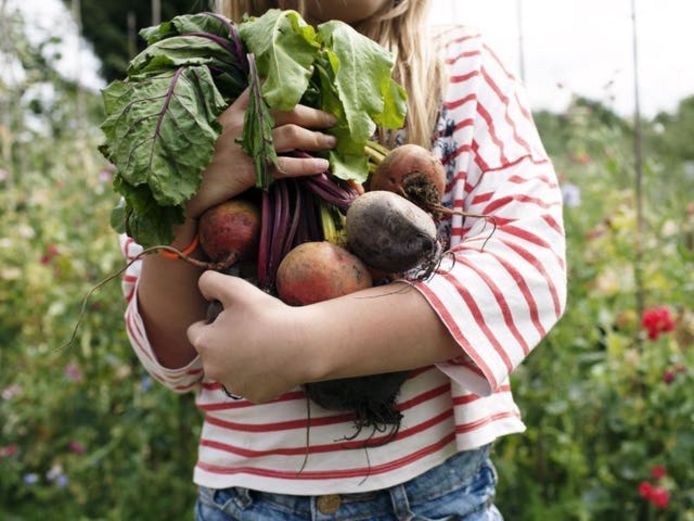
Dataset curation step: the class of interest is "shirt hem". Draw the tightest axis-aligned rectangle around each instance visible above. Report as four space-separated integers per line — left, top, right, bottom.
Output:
192 420 525 495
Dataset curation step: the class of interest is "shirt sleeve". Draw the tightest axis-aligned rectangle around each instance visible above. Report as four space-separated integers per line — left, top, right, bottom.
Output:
415 29 567 396
119 234 203 393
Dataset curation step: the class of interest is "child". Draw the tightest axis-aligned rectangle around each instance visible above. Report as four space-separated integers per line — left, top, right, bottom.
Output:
120 0 567 519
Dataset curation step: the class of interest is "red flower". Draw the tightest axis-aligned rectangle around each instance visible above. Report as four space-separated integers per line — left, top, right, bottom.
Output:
638 481 653 499
651 465 667 479
641 307 675 340
40 244 60 265
0 444 18 458
662 370 675 384
650 487 670 509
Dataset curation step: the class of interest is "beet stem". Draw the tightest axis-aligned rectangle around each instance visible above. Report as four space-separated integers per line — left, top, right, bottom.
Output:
284 180 302 256
258 190 272 288
268 182 286 287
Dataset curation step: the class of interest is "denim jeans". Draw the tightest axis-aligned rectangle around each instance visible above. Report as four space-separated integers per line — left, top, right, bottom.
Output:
195 445 502 520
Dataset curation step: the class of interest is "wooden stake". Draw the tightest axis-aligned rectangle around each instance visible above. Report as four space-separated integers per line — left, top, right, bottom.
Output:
631 0 646 345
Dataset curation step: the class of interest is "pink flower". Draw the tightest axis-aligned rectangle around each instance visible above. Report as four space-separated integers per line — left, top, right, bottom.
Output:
64 362 83 382
651 465 667 480
650 487 670 509
1 384 22 400
68 441 86 455
641 307 675 340
638 481 653 499
0 444 18 458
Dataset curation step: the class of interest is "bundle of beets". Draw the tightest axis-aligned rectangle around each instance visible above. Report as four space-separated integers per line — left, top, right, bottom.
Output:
100 9 456 444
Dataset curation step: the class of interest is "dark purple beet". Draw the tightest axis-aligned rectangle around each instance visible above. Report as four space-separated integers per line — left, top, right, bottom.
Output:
303 370 411 445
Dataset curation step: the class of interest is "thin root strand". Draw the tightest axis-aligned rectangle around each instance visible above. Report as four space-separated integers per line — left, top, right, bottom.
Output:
57 244 237 352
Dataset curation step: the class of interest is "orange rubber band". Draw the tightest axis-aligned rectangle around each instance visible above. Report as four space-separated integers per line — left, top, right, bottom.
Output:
159 234 200 260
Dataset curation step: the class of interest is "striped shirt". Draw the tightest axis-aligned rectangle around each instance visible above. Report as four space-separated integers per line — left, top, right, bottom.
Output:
120 26 566 495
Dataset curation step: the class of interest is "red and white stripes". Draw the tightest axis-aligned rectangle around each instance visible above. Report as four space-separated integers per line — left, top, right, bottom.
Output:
421 29 566 397
117 26 565 495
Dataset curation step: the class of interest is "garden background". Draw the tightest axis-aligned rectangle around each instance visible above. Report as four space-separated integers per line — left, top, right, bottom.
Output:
1 0 693 519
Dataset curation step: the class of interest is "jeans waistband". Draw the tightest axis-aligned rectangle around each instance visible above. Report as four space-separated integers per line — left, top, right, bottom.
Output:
204 444 491 518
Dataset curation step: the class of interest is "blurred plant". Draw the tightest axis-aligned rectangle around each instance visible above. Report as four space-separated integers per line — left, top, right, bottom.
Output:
1 7 199 520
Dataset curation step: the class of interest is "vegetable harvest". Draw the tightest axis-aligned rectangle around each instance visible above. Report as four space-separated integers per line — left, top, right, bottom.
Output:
96 9 466 447
100 9 407 248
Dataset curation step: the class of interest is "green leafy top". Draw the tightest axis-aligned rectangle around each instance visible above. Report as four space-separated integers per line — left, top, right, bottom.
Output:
100 9 407 247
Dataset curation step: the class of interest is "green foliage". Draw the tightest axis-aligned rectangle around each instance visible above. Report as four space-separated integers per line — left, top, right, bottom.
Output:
1 11 199 520
0 101 200 521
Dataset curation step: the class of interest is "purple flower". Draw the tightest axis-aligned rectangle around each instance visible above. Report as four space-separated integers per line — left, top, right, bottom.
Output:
561 183 582 208
23 473 39 485
141 375 153 392
54 474 70 488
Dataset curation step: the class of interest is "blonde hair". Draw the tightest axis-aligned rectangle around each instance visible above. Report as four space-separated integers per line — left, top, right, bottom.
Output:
221 0 446 148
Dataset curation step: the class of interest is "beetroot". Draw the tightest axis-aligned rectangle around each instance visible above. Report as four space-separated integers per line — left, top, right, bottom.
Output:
369 143 446 215
275 241 372 306
198 199 261 264
346 191 439 274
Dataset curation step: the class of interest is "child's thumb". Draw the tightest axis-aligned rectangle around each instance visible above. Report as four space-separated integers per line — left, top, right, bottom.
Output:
197 270 251 307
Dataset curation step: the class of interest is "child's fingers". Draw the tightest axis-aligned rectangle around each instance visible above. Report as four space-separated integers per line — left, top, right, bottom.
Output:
272 104 337 129
272 124 337 152
274 156 330 179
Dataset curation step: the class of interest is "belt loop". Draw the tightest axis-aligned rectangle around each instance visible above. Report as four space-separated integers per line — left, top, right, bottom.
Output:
388 484 414 521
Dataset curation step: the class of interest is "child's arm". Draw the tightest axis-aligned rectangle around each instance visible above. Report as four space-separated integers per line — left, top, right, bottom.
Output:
187 273 462 402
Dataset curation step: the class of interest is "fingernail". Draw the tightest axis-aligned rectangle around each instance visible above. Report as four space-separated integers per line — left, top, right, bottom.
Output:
323 134 337 147
325 113 338 126
312 158 330 171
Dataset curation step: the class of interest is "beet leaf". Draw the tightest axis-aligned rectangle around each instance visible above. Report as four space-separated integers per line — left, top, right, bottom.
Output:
314 21 407 182
238 9 320 111
101 65 226 246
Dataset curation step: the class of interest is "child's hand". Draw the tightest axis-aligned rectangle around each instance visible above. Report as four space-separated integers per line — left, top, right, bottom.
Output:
186 89 338 220
186 271 317 403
